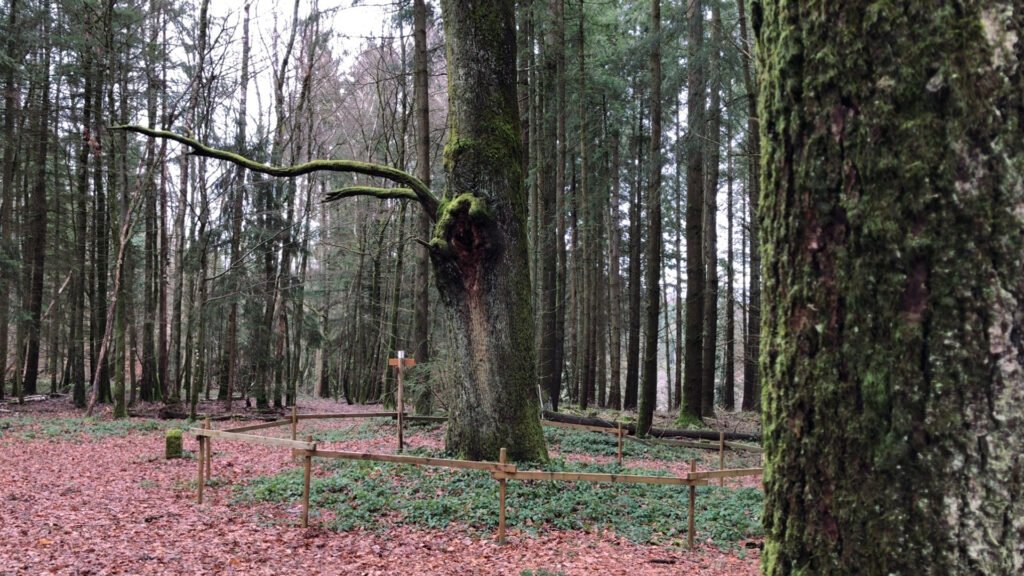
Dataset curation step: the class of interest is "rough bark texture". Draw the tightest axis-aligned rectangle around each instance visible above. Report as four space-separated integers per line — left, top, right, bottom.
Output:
434 0 547 462
637 0 662 437
737 0 760 412
22 13 51 397
536 0 561 411
0 0 19 400
412 0 432 414
680 0 705 423
756 1 1023 573
606 129 623 410
701 1 723 416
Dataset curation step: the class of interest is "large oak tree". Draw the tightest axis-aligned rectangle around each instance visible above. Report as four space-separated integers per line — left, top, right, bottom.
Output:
118 0 546 462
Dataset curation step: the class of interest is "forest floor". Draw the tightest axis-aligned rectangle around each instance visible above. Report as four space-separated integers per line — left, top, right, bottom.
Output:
0 396 762 575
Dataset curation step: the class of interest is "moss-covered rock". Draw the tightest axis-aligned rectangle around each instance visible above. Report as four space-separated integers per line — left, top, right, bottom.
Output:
165 428 183 459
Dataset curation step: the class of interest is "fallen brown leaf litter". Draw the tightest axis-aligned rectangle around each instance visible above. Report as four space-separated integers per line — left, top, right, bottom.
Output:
0 397 760 575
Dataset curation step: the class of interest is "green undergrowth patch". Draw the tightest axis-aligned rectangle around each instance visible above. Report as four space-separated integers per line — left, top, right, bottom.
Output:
544 427 695 461
2 415 177 441
235 451 762 547
310 420 391 443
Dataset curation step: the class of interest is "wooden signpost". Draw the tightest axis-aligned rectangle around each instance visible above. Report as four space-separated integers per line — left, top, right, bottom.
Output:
388 351 415 453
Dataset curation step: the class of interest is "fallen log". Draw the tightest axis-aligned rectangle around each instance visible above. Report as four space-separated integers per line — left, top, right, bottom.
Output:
541 410 762 442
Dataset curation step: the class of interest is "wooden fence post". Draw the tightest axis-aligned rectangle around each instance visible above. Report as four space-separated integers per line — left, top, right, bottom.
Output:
291 405 298 441
302 435 313 528
204 418 212 479
389 352 415 453
688 459 697 550
397 352 405 453
719 431 725 487
617 422 624 466
498 447 507 544
197 435 205 504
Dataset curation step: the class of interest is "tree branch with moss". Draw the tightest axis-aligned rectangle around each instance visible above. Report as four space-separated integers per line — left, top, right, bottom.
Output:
111 125 439 220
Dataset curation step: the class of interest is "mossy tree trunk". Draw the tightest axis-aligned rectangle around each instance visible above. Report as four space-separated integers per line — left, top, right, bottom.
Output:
756 1 1023 573
433 0 547 462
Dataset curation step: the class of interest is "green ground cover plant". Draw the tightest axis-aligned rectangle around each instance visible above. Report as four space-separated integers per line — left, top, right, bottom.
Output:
235 450 762 546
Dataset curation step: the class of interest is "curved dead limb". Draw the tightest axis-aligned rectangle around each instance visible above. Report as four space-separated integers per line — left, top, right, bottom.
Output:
323 186 418 204
111 125 439 220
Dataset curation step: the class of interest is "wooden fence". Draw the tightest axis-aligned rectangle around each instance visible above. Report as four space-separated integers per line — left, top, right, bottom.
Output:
191 412 762 549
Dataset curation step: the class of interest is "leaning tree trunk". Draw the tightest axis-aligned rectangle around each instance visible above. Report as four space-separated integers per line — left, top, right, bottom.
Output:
433 0 548 462
757 1 1023 573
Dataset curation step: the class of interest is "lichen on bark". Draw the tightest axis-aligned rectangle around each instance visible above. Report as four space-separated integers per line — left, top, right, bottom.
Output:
755 0 1023 573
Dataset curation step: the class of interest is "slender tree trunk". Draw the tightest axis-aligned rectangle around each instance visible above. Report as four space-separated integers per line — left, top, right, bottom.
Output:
576 1 593 410
70 38 92 405
22 7 52 396
723 98 735 412
552 0 568 414
758 3 1023 572
737 0 760 412
0 0 21 400
139 0 161 404
636 0 662 437
700 2 722 415
662 281 672 409
112 54 133 419
679 0 705 424
606 128 623 410
157 19 169 401
537 0 562 411
411 0 432 414
673 98 683 411
623 96 643 410
220 1 250 409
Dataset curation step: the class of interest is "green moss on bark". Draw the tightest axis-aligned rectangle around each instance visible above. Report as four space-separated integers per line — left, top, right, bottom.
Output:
435 0 546 463
756 0 1023 573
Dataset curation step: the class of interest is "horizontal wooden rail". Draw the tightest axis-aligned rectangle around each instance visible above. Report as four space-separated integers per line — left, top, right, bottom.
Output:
223 412 449 435
405 415 448 423
295 412 399 421
189 415 757 549
300 449 517 473
224 420 293 433
686 467 763 480
492 470 708 487
647 436 764 453
191 428 316 451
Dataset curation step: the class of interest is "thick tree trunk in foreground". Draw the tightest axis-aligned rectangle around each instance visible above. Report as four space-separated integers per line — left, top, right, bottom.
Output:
757 2 1023 573
432 0 547 462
